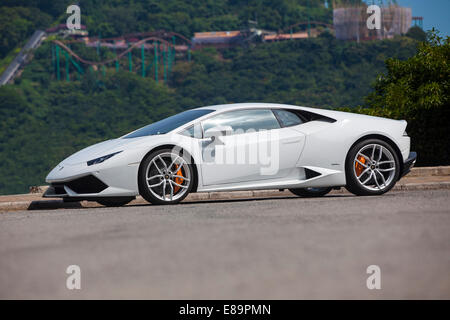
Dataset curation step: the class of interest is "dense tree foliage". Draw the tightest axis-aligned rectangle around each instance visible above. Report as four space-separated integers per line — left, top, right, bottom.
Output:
80 0 331 38
356 30 450 166
0 72 180 194
1 0 331 39
0 6 51 59
173 34 417 108
1 0 70 18
406 26 427 42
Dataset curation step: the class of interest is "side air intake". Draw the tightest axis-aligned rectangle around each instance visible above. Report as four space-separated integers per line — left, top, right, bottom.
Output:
304 168 321 179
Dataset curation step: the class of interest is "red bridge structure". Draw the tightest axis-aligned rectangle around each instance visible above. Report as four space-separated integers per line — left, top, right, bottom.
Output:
52 31 192 83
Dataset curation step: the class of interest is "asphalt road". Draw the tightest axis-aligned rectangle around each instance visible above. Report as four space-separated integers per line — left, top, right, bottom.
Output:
1 189 449 299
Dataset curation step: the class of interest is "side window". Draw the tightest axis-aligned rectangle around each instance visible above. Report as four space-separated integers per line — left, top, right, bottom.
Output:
272 109 303 127
179 123 203 138
202 109 280 135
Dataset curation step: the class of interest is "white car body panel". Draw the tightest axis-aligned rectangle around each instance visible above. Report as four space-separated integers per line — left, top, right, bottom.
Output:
45 103 412 199
199 127 305 185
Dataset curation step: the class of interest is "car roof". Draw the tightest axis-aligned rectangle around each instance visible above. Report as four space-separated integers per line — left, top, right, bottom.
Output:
190 102 378 123
194 103 304 112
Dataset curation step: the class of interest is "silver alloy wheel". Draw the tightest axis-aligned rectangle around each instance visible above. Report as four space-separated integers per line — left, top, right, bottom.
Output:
353 144 396 192
145 152 191 202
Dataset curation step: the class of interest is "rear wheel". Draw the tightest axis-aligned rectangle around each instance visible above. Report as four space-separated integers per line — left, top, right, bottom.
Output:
345 138 400 196
138 148 194 205
289 187 332 197
97 197 135 207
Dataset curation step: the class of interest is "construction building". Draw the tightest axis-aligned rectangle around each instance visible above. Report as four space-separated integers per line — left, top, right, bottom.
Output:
333 0 412 41
191 31 244 49
263 32 310 42
46 24 89 39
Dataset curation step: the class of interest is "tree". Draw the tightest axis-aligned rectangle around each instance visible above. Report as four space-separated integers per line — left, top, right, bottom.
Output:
0 7 51 58
406 26 427 42
364 29 450 165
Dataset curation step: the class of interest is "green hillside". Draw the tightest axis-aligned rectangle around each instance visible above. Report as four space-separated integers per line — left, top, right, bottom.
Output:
0 1 438 195
0 35 420 195
1 0 332 38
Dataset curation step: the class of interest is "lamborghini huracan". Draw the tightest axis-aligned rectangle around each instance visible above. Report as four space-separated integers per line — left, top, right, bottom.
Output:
44 103 417 206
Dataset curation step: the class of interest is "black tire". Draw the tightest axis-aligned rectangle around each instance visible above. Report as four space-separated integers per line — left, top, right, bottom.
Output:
138 148 195 205
97 197 135 207
289 187 332 197
345 138 400 196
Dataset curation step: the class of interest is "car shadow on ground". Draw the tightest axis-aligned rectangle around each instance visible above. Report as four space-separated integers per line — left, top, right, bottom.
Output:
26 193 368 211
179 194 356 206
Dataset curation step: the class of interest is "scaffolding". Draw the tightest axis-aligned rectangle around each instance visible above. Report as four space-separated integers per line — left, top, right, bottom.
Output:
333 1 412 41
412 16 424 29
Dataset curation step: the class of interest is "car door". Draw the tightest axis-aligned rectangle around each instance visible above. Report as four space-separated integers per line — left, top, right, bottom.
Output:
271 108 307 176
199 109 304 186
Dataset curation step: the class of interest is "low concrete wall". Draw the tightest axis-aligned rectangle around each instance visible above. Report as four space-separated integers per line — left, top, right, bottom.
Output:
406 166 450 177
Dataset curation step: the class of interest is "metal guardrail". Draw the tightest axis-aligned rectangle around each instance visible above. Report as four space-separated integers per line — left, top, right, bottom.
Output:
0 30 46 86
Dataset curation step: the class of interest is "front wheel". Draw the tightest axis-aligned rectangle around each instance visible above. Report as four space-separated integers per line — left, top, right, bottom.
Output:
289 187 332 197
345 139 400 196
138 148 194 205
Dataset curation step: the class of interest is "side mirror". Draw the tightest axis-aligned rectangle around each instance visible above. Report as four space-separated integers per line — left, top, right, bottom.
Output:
204 126 233 139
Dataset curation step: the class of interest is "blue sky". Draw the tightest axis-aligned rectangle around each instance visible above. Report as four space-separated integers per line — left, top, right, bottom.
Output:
395 0 450 36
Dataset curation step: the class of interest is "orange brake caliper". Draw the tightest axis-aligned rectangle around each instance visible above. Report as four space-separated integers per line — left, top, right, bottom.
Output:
355 155 366 176
173 165 184 193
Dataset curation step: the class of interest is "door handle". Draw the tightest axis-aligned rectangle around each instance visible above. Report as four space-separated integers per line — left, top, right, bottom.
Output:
282 138 301 144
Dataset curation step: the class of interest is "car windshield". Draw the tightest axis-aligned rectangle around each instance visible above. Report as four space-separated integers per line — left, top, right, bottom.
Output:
123 109 214 138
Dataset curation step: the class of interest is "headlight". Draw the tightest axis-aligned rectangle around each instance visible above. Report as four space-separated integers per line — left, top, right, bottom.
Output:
87 151 122 166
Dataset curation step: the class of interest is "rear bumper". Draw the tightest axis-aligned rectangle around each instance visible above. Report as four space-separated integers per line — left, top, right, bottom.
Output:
400 151 417 179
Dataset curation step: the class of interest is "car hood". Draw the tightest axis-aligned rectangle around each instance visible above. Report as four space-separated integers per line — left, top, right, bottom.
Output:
61 137 145 165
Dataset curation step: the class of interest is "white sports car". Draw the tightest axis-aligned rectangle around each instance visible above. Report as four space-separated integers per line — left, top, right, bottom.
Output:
44 103 417 206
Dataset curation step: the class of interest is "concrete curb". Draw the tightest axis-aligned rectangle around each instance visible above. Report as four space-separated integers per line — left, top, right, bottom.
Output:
1 181 449 212
406 166 450 177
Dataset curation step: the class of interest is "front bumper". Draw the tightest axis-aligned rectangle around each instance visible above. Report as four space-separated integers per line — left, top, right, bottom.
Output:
400 151 417 179
44 160 140 199
43 174 108 198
